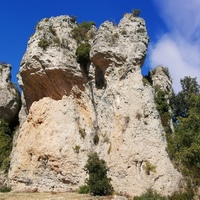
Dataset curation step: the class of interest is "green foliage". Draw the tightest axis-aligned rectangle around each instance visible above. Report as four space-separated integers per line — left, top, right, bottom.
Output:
144 161 156 175
0 119 12 173
155 90 172 133
93 134 99 145
169 188 194 200
110 33 119 45
0 186 11 193
134 189 166 200
71 21 95 44
79 21 95 32
142 78 150 86
136 28 146 33
38 39 52 50
75 43 91 65
70 15 77 23
53 37 60 46
167 106 200 183
121 29 127 35
133 188 194 200
167 76 200 188
78 184 90 194
84 152 113 196
132 9 141 17
73 145 81 154
171 76 200 117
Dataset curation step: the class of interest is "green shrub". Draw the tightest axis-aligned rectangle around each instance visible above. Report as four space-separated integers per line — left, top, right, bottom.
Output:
110 33 119 44
38 39 51 50
132 9 141 17
78 184 90 194
0 186 11 193
1 157 10 173
93 134 99 145
155 90 172 134
134 189 166 200
169 189 194 200
84 152 113 196
144 161 156 175
167 76 200 193
73 145 80 154
79 21 95 31
121 29 127 35
0 119 12 173
75 43 91 65
134 188 194 200
137 28 146 33
71 21 95 44
53 37 60 46
142 78 150 86
70 15 77 23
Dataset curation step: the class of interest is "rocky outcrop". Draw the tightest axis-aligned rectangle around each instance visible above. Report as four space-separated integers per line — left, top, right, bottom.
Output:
9 14 183 197
150 66 173 94
18 16 95 110
0 63 21 124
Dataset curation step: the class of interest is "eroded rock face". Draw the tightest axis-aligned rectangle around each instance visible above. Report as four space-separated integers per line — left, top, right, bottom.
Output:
9 14 183 196
91 14 149 88
0 64 21 124
18 16 95 110
150 66 173 94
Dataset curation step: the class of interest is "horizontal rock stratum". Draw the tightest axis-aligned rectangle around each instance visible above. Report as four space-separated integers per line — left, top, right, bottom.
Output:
8 14 183 197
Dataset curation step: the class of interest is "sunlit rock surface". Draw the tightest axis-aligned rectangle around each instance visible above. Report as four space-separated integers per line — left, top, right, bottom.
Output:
9 14 183 197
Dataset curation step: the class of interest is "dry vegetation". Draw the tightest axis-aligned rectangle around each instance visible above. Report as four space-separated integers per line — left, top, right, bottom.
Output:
0 192 112 200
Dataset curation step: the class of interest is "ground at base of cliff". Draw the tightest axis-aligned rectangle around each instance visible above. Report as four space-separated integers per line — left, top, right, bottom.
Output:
0 192 114 200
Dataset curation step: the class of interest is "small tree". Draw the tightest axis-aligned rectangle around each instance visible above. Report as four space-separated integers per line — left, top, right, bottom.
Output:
75 43 91 65
75 42 91 76
84 152 113 196
0 119 12 173
132 9 141 17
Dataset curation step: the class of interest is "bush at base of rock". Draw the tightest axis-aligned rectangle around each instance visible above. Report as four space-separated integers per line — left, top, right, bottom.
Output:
84 152 114 196
78 184 90 194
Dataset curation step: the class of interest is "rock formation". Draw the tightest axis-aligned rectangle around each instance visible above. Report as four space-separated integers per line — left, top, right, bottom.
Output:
8 14 183 196
0 63 21 125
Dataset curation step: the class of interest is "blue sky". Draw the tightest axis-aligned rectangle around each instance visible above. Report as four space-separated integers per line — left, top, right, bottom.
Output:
0 0 199 93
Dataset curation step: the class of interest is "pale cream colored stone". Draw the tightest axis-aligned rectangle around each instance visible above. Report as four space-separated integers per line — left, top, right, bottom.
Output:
0 64 21 124
9 14 183 197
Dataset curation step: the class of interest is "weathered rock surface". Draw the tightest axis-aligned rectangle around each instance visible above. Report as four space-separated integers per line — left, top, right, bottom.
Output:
18 16 95 110
150 66 173 94
0 64 21 124
9 14 183 197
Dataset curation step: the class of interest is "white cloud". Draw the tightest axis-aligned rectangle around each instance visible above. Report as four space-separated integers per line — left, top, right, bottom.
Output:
150 0 200 93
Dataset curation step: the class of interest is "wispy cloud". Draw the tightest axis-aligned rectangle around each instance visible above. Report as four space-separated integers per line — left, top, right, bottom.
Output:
150 0 200 93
